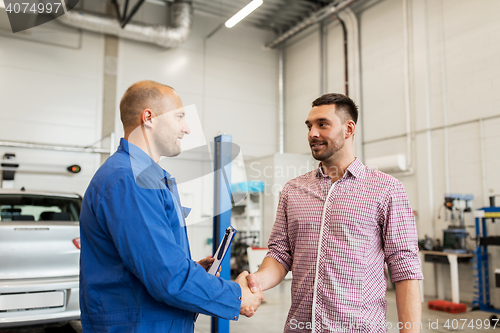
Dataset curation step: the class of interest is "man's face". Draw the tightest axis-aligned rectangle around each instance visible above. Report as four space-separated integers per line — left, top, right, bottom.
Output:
152 92 190 158
305 104 346 162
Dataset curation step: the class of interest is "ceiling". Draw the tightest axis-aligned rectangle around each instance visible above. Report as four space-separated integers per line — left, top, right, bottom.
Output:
191 0 343 33
73 0 352 38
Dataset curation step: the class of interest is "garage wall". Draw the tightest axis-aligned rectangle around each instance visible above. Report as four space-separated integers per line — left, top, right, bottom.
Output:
0 6 278 260
282 0 500 303
0 19 104 195
115 13 278 158
283 25 321 154
115 11 278 260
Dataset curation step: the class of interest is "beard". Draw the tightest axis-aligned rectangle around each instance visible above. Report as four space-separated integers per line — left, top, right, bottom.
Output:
310 137 345 161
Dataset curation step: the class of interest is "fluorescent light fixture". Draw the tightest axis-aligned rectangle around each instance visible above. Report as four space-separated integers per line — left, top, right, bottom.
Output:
225 0 263 28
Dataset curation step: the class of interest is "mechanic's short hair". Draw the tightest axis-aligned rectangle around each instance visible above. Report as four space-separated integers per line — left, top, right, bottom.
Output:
120 80 174 130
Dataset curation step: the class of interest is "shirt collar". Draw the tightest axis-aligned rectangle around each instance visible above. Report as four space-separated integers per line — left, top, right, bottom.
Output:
118 138 169 182
316 157 363 180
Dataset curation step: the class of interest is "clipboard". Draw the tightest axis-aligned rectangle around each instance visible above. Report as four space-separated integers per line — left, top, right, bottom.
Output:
194 226 237 322
207 225 237 275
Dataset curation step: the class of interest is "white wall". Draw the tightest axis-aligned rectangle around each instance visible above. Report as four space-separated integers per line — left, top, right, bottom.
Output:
115 13 278 159
0 19 104 195
283 0 500 304
0 6 278 261
284 25 321 154
115 11 278 260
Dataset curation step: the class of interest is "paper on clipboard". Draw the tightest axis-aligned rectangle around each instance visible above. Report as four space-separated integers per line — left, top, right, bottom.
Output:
207 226 237 275
194 226 237 322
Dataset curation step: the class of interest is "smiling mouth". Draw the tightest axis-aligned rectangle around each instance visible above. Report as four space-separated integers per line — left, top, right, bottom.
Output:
310 143 325 150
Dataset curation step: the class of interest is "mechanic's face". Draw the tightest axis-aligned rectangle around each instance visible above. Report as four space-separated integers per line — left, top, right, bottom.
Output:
153 92 190 158
305 104 346 162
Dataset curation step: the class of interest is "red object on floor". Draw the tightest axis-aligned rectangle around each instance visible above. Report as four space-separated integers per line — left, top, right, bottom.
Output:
427 300 467 313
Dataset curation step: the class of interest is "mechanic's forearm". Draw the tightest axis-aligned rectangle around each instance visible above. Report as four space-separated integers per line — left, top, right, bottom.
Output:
395 279 422 333
254 257 288 291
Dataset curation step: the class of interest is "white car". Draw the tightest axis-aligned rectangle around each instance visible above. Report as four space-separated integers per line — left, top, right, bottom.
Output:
0 189 81 328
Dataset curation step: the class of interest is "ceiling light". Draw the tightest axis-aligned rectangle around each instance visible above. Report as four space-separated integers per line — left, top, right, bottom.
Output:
225 0 263 28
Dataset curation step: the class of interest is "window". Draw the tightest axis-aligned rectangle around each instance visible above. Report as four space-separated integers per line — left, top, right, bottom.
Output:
0 194 81 222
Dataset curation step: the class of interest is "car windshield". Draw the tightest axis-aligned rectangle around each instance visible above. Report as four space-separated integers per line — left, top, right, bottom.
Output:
0 194 81 222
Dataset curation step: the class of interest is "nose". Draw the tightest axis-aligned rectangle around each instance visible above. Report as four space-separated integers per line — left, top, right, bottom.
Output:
182 119 190 135
308 125 319 140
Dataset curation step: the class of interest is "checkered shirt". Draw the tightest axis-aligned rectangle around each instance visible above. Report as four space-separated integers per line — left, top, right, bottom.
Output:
265 158 423 333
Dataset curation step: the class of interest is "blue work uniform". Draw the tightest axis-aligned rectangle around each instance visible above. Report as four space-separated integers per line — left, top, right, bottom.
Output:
79 138 241 333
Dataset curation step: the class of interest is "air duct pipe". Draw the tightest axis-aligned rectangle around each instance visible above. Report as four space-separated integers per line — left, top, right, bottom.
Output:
56 1 192 49
264 0 359 49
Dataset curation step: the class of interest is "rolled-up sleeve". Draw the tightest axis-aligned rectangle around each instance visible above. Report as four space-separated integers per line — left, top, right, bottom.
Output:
265 184 293 272
382 181 424 282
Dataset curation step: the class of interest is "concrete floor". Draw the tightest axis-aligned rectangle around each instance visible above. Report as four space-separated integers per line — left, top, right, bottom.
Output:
195 280 499 333
2 280 498 332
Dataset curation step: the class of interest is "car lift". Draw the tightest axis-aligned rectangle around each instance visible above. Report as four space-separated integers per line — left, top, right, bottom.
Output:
212 135 233 333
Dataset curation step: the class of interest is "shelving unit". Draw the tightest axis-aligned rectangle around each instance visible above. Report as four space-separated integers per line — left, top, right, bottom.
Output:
473 206 500 322
231 191 263 247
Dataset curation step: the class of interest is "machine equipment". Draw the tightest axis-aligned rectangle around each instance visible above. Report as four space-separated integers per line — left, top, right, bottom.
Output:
472 195 500 324
442 194 474 253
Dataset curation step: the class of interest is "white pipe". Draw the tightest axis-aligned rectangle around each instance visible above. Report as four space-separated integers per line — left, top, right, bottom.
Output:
56 1 192 49
110 132 116 155
278 45 284 154
0 141 109 154
264 0 359 49
423 0 435 237
364 114 500 143
403 0 413 172
440 0 450 194
479 119 488 206
319 21 326 95
337 8 363 162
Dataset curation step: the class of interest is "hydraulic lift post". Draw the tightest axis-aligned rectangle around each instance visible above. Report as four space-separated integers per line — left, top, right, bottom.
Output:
212 135 232 333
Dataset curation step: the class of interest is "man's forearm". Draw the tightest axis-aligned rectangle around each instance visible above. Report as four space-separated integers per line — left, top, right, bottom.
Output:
252 257 288 291
395 279 422 333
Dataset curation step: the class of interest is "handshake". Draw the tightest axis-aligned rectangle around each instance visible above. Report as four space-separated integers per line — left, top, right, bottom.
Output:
235 271 264 318
197 257 265 318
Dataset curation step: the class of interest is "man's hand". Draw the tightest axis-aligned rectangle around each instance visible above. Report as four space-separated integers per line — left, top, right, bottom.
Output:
196 256 221 277
246 272 263 294
235 271 264 318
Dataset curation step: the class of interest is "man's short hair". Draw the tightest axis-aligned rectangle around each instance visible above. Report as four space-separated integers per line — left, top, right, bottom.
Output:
311 93 358 124
119 80 174 130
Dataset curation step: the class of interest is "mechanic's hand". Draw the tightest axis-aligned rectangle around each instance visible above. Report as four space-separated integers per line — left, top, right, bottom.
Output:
235 271 264 318
197 256 221 277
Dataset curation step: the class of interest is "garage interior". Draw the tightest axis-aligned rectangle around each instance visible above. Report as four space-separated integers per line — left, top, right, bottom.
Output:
0 0 500 331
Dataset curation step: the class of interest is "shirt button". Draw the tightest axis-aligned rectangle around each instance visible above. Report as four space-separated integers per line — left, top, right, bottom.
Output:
234 316 237 320
238 296 241 300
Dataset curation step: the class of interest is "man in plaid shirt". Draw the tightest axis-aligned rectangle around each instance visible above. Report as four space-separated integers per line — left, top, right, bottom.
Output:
246 93 423 332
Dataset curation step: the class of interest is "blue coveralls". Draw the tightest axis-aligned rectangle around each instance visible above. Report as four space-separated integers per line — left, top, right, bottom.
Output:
79 138 241 332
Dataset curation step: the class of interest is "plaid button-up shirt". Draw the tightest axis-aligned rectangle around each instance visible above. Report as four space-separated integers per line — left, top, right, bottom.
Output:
266 158 423 333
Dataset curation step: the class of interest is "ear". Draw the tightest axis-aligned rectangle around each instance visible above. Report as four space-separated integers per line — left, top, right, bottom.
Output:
344 120 356 139
141 109 154 129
